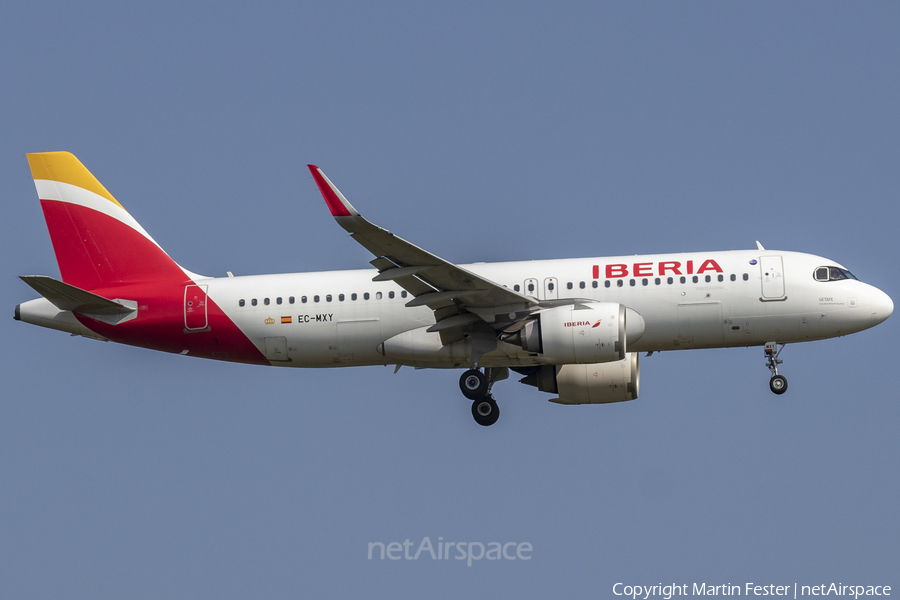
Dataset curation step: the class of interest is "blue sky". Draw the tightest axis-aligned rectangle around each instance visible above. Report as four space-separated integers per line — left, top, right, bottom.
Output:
1 2 898 598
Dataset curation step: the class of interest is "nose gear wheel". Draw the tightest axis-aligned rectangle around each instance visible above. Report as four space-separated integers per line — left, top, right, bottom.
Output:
764 342 788 395
769 374 788 394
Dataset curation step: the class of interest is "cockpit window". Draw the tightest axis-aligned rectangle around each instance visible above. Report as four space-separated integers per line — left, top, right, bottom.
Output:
814 266 858 282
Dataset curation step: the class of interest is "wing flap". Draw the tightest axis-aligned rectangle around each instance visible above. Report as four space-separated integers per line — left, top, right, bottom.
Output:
405 289 485 308
372 265 435 282
426 313 482 333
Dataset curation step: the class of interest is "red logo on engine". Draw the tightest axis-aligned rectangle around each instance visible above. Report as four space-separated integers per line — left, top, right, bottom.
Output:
564 321 592 327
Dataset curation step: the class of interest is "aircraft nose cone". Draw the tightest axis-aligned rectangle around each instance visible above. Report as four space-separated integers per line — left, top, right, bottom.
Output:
871 288 893 325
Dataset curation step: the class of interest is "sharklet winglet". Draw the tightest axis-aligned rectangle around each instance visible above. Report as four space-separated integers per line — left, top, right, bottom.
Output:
308 165 359 218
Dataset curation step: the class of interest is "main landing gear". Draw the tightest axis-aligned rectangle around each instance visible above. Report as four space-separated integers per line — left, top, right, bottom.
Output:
459 368 506 426
765 341 788 395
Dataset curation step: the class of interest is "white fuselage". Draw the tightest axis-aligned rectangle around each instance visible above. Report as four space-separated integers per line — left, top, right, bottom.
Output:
200 249 891 368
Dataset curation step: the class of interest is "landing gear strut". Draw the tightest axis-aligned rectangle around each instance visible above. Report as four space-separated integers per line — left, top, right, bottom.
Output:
459 367 508 426
765 341 788 395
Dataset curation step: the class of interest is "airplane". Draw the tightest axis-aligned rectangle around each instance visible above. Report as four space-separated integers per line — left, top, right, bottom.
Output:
16 152 893 426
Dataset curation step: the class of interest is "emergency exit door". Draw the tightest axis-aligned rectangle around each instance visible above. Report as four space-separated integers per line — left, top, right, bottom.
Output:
544 277 558 300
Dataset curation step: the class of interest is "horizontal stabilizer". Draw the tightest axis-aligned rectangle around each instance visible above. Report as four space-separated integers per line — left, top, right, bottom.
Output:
19 275 135 316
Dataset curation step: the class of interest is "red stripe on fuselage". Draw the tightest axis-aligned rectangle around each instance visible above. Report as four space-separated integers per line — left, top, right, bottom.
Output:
75 281 268 365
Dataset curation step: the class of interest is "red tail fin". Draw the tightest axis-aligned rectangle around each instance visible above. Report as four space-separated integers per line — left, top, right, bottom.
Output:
27 152 190 290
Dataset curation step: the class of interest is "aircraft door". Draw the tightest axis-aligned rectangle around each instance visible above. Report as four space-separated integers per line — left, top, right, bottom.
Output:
264 336 289 362
184 285 208 331
337 318 383 364
523 278 539 299
760 256 786 299
677 302 724 348
543 277 558 300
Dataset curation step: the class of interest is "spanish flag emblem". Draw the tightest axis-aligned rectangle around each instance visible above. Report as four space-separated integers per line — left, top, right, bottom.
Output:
281 316 292 324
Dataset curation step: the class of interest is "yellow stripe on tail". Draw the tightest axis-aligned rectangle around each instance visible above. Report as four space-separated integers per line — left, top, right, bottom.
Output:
27 151 124 209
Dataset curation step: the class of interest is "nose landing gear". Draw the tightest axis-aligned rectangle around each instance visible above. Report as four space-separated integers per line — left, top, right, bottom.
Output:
459 367 507 426
765 341 788 395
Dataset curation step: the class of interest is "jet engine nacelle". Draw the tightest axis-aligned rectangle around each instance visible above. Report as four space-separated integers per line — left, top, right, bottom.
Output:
518 353 640 404
511 302 629 364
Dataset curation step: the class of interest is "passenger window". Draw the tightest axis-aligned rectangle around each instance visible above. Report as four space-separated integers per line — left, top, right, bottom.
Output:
604 281 610 288
276 297 282 305
389 291 395 299
528 283 535 292
566 282 573 290
251 298 258 306
289 296 295 304
743 273 749 281
617 280 624 288
730 274 736 282
692 276 699 283
654 278 661 285
339 294 345 301
579 281 585 289
364 292 370 300
401 291 408 298
301 296 307 303
314 295 320 303
239 299 245 307
642 278 648 286
376 292 383 300
705 275 711 283
351 293 357 301
667 277 673 284
592 281 598 288
630 279 636 287
717 275 724 282
548 282 555 291
680 277 686 284
514 284 520 292
264 298 270 305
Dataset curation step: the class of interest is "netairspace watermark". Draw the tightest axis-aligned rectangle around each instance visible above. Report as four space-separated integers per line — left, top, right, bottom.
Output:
613 583 891 600
367 537 532 567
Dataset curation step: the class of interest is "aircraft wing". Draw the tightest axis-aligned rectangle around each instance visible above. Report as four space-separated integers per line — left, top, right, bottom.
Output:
308 165 540 333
